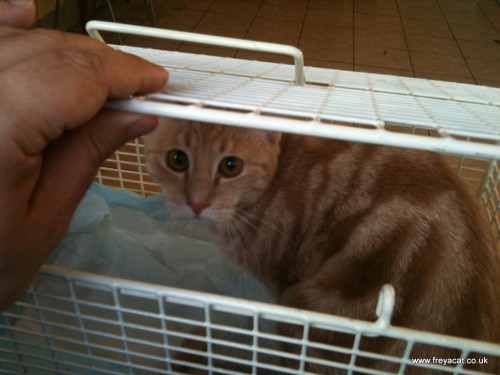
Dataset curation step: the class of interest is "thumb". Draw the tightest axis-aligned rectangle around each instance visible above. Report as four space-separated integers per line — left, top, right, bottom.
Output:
0 0 36 28
30 110 158 225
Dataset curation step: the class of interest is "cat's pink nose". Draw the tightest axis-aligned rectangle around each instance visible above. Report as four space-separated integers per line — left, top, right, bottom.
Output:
188 201 210 216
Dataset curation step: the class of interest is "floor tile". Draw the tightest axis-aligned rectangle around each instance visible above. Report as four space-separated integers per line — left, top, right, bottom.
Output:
154 7 206 26
410 51 473 78
197 11 254 31
299 39 353 64
264 0 309 8
406 34 461 57
163 0 213 11
308 0 353 11
355 45 412 70
401 18 453 37
304 8 353 28
354 13 403 32
354 28 406 49
449 23 500 42
249 17 303 39
476 79 500 88
457 39 500 61
397 3 444 21
489 16 500 33
83 0 500 90
397 0 436 6
256 4 307 22
437 0 481 13
353 0 399 17
246 32 299 46
301 23 353 44
95 2 150 24
153 19 195 32
467 57 500 82
443 10 492 27
209 0 260 15
479 3 500 18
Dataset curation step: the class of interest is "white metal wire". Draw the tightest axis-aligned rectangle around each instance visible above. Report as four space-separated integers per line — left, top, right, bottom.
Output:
2 22 500 375
87 22 500 159
86 21 305 86
1 266 499 375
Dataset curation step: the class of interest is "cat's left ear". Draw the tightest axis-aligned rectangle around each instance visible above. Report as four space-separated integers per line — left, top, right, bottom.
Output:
266 131 282 145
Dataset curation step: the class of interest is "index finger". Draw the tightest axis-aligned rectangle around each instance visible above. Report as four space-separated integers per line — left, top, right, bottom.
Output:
0 0 36 28
0 46 168 156
0 27 110 70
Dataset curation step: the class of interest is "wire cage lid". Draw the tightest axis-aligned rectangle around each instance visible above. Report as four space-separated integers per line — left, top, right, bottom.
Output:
87 21 500 160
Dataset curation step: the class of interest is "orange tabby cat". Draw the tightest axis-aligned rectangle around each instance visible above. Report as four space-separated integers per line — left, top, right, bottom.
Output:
144 119 499 373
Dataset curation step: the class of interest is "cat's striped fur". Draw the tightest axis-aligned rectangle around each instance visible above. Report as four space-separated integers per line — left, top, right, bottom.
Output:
145 119 499 373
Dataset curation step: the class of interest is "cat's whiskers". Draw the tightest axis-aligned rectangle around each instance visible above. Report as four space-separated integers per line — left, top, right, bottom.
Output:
219 212 248 245
166 201 185 215
217 219 244 258
233 207 285 238
226 210 272 269
144 120 499 372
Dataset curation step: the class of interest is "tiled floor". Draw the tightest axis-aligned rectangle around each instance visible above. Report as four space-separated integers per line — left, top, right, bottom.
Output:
85 0 499 87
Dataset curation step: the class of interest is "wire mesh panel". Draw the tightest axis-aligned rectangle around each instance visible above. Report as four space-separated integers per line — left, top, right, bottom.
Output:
105 65 500 159
117 45 500 107
2 25 500 374
95 138 161 195
481 160 500 240
1 266 499 375
110 45 500 160
96 42 500 241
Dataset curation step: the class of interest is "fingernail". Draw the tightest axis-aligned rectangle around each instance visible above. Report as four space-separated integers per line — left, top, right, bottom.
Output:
127 115 159 139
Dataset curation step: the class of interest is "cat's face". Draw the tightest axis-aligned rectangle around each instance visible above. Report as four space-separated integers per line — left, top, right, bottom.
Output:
144 119 281 225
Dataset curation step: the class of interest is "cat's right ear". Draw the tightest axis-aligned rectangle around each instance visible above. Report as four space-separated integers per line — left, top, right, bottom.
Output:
266 131 282 145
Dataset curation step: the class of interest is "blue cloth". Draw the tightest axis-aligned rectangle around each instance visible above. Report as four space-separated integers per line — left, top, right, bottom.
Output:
0 183 277 374
46 182 274 303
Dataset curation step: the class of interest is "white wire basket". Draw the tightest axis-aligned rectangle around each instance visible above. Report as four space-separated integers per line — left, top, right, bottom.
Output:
1 22 500 374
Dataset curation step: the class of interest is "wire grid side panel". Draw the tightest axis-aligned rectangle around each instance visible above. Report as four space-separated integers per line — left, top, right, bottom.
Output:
151 68 500 146
118 46 500 107
443 154 491 195
95 138 161 196
381 125 494 197
94 124 500 242
481 160 500 242
1 267 499 375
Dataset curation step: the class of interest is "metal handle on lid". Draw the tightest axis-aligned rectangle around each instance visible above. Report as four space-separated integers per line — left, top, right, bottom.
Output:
86 20 306 86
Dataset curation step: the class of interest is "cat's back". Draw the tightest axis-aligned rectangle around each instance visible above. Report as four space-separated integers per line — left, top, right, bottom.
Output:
271 134 486 240
253 134 498 343
277 134 490 233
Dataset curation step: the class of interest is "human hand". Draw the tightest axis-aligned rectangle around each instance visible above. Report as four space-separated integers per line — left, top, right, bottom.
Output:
0 2 168 309
0 0 36 27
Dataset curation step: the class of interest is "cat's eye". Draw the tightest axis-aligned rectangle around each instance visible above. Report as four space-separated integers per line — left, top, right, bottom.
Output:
219 156 243 178
166 150 189 172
